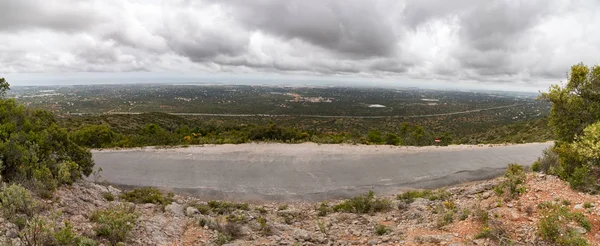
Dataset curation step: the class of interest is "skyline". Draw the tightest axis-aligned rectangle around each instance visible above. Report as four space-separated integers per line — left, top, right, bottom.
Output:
2 0 599 91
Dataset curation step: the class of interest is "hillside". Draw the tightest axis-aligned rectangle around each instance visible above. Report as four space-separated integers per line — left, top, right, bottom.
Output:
1 171 598 245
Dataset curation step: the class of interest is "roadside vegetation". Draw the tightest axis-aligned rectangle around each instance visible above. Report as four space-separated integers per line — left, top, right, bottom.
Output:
537 63 600 192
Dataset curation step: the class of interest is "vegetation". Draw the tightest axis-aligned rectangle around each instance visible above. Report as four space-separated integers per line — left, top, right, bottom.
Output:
0 78 93 196
332 191 391 214
493 164 527 200
193 200 250 215
119 187 173 206
537 202 590 245
374 224 391 236
540 63 600 191
397 189 451 203
90 204 139 245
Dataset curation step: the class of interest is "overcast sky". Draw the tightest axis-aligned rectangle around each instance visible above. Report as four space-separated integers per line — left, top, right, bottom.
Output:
1 0 599 91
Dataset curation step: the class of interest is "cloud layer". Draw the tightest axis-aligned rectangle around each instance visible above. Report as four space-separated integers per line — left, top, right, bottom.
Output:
1 0 599 87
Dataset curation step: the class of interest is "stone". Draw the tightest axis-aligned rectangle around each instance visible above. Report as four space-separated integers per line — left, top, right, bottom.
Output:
186 206 199 216
165 202 184 217
571 226 587 234
573 203 584 210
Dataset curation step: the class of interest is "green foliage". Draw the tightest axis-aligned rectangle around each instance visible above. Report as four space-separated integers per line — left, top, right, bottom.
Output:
540 63 600 191
332 191 391 214
257 216 272 235
316 202 331 217
374 224 391 236
119 187 173 206
0 79 93 193
71 125 119 148
18 215 55 246
0 183 36 223
367 130 383 144
54 222 98 246
495 164 527 200
195 200 249 215
278 204 288 210
397 189 451 203
103 192 115 201
0 77 8 97
538 202 590 245
90 204 139 245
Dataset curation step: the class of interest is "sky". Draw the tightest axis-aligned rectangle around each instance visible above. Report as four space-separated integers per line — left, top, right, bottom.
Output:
1 0 599 92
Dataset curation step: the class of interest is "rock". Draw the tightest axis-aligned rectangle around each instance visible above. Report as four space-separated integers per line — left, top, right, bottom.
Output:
473 239 487 245
411 198 430 211
465 182 497 195
165 202 184 217
292 228 311 241
186 206 199 217
368 239 378 245
571 226 587 234
574 203 584 210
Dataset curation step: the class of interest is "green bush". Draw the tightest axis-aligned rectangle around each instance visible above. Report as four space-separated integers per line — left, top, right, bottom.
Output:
495 164 527 200
374 224 390 236
0 80 94 193
119 187 173 206
538 202 590 245
91 204 139 245
332 191 391 214
0 183 37 222
54 222 98 246
316 202 331 217
71 125 119 148
103 192 115 201
18 215 55 246
397 189 450 203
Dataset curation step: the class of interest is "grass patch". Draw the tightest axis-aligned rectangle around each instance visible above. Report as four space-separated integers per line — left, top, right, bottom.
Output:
332 191 391 214
119 187 173 206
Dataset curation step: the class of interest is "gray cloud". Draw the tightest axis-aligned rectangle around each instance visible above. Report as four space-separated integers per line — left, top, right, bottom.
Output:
0 0 599 89
0 0 102 32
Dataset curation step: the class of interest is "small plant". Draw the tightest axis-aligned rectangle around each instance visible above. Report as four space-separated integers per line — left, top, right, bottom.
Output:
119 187 173 206
436 210 455 228
494 164 527 201
257 217 272 235
278 204 289 210
333 191 391 214
538 202 590 245
475 227 492 239
316 202 331 217
54 222 98 246
374 224 391 236
583 202 593 209
18 215 55 246
317 220 328 234
103 192 115 201
562 199 571 206
194 204 211 215
215 232 232 245
90 204 139 245
459 208 470 220
255 206 268 214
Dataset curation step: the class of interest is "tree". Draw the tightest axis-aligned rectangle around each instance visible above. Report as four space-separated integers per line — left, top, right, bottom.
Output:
0 78 94 193
0 77 8 97
540 63 600 190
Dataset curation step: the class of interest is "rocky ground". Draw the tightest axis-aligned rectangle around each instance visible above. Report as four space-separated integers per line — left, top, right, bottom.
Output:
1 172 599 246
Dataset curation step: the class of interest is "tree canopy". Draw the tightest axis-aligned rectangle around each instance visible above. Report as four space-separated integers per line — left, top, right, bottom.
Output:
540 63 600 190
0 78 93 194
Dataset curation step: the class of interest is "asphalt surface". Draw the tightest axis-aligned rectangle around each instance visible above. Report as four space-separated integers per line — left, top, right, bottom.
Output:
91 142 552 201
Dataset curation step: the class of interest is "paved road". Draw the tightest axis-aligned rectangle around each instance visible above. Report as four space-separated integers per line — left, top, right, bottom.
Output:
92 142 552 201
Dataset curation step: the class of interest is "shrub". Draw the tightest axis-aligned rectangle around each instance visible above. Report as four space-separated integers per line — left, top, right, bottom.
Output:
71 125 118 148
397 189 450 203
538 202 590 245
534 147 559 174
18 215 55 246
103 192 115 201
332 191 391 214
206 200 249 215
54 222 98 246
0 82 94 191
278 204 288 210
0 183 36 222
495 164 527 200
119 187 173 206
257 217 271 235
316 202 331 217
374 224 390 236
90 204 139 245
